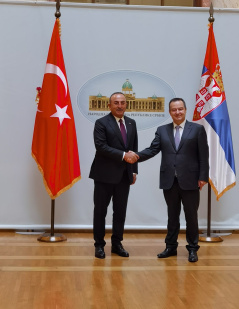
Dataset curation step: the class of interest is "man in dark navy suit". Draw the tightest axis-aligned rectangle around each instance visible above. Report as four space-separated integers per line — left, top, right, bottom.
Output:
135 98 209 262
89 92 138 259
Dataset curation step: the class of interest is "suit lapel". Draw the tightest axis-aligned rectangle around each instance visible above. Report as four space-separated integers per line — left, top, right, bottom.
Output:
166 123 176 150
177 120 191 151
125 116 132 147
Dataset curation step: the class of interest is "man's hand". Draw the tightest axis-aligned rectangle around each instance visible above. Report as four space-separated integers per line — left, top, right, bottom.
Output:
198 180 207 191
124 151 139 164
131 173 137 185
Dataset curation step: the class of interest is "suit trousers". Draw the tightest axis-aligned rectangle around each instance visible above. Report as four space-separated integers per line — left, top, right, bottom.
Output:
93 171 130 247
163 177 200 251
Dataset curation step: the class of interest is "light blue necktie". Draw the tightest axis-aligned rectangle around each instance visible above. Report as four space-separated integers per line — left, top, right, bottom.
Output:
175 125 180 150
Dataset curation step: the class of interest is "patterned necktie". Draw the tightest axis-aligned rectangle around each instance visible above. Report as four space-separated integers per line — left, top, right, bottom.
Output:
175 125 180 150
119 119 127 146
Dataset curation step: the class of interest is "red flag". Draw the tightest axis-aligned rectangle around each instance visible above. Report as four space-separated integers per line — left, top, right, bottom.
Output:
32 20 81 199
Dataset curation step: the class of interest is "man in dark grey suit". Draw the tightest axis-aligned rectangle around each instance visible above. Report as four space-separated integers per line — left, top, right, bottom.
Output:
89 92 138 259
136 98 209 262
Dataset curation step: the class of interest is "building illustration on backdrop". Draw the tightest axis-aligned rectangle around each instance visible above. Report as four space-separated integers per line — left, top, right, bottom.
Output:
89 79 165 113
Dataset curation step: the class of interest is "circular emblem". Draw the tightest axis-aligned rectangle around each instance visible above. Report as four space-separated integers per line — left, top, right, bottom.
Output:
77 70 175 131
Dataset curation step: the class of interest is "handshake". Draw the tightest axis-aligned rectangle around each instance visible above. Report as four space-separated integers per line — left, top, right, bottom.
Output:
124 151 139 164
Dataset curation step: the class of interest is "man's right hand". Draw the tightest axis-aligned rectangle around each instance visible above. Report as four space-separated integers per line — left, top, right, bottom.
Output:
124 151 139 164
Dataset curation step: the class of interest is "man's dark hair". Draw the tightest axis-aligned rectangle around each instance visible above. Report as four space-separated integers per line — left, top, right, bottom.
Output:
109 92 125 104
169 98 187 110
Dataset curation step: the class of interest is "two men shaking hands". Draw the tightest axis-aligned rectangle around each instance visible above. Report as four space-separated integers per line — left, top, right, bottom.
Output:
124 151 139 164
90 92 209 263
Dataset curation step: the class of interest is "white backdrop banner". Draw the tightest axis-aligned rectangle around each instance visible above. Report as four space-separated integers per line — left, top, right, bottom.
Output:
0 1 238 229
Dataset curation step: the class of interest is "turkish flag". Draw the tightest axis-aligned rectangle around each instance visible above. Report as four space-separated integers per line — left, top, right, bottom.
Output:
32 20 81 199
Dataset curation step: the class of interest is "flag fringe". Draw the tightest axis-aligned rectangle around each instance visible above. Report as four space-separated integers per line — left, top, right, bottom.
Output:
31 152 81 200
56 18 61 38
209 178 236 201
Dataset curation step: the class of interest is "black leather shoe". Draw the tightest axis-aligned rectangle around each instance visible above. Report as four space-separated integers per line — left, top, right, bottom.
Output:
111 244 129 257
95 246 105 259
188 250 198 262
157 248 177 258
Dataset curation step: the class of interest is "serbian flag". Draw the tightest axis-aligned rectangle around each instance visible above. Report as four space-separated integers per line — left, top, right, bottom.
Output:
32 19 81 199
193 23 236 200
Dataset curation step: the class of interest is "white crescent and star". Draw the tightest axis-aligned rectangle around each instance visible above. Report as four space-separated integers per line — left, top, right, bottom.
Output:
37 63 70 125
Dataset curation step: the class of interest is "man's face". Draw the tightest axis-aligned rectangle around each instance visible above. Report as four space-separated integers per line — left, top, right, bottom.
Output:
169 100 186 125
108 93 127 118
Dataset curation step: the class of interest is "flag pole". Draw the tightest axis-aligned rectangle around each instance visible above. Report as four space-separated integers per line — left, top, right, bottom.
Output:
199 184 222 242
38 199 67 242
199 3 222 242
38 0 67 243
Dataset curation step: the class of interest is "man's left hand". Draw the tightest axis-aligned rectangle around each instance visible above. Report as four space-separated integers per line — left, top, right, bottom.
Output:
131 174 137 185
198 180 207 191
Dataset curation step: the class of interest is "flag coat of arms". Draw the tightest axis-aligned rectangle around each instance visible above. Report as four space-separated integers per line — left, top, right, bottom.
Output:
193 23 236 200
32 20 81 199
